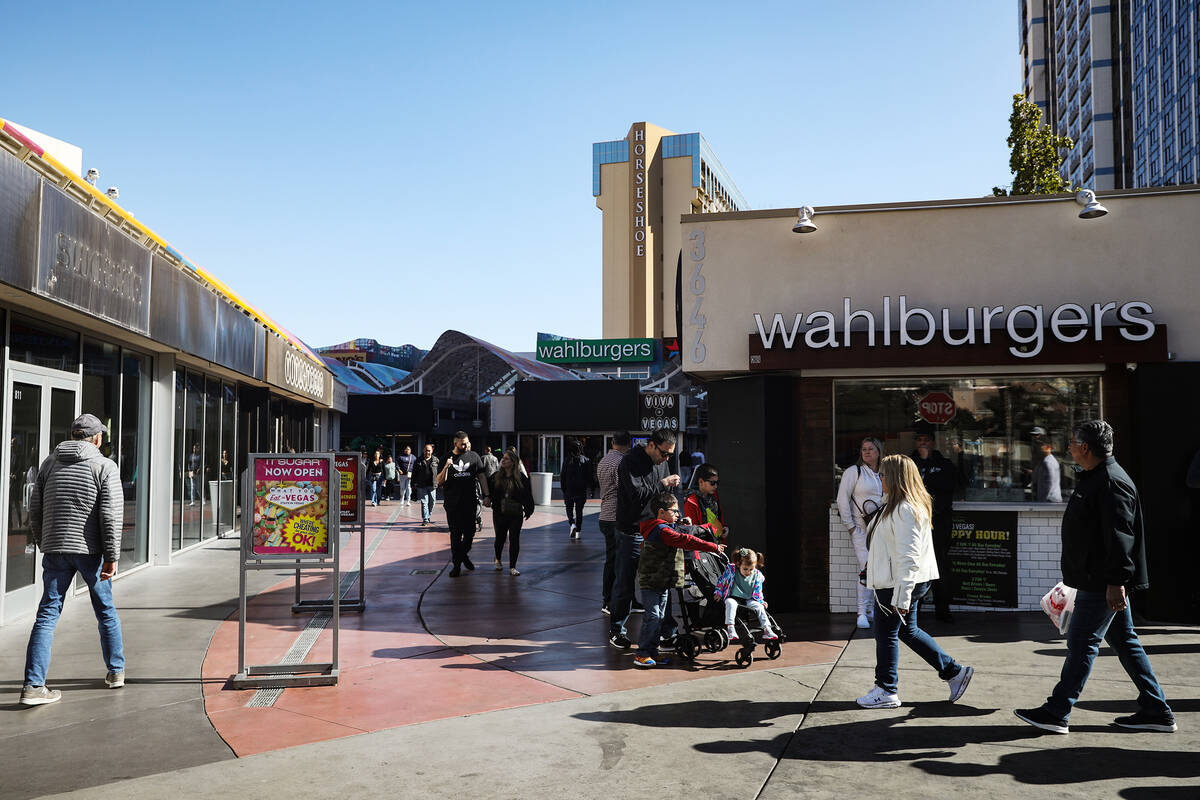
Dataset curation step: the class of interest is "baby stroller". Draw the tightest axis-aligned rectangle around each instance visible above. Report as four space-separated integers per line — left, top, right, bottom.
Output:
723 595 787 667
672 546 732 662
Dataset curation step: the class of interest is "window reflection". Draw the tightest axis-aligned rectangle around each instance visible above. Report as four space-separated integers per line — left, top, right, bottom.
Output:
834 376 1101 502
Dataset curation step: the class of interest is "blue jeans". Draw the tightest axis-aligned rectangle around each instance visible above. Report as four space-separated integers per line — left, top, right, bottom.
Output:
599 520 617 608
369 476 381 504
873 581 961 694
1044 589 1171 721
25 553 125 686
636 587 678 658
398 476 412 502
608 529 643 637
414 486 436 521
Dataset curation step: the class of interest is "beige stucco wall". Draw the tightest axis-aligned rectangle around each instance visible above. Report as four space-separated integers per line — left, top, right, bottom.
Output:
598 159 631 338
680 189 1200 376
659 156 699 338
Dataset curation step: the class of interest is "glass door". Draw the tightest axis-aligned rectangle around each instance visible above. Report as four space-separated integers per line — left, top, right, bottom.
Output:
542 435 563 480
3 366 78 622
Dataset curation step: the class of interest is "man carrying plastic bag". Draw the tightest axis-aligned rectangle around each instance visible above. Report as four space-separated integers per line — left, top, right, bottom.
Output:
1014 420 1176 735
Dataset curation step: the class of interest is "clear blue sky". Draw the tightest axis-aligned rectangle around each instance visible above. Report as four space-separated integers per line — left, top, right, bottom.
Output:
4 1 1021 354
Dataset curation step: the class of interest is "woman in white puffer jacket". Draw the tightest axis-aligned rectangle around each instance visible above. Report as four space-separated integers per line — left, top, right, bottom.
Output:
837 437 884 629
856 454 974 710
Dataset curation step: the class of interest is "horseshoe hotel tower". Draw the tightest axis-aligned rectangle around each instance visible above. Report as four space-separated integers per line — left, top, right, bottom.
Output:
593 123 748 341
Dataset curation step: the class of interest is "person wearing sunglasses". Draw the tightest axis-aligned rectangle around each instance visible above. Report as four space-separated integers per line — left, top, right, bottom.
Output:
682 463 725 542
608 430 682 651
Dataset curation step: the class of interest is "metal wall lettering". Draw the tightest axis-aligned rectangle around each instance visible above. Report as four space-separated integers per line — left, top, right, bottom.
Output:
36 183 152 333
265 336 331 405
149 253 216 360
0 149 44 292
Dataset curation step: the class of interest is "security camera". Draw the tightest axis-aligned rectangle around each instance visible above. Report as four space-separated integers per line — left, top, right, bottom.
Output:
106 187 120 199
85 168 99 185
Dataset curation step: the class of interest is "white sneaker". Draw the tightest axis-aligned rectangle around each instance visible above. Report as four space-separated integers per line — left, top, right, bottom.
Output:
856 613 870 629
494 558 502 570
726 625 739 642
947 665 974 703
856 686 901 709
510 567 520 576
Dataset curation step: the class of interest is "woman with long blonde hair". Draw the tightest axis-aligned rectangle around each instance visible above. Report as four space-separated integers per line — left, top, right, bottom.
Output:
856 454 974 709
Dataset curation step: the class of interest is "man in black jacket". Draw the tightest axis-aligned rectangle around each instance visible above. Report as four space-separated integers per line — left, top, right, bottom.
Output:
607 430 681 650
1015 420 1176 734
411 444 439 527
912 422 958 623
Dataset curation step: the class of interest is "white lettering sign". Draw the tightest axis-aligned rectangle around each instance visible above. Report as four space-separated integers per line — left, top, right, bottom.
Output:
753 297 1157 359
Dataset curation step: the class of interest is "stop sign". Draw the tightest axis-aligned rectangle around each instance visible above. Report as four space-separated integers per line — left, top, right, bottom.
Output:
918 391 956 425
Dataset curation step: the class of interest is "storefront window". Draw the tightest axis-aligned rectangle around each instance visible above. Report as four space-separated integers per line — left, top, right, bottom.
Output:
834 375 1101 502
172 369 184 551
221 383 237 535
203 377 220 539
82 339 120 458
10 315 79 372
120 353 151 566
182 371 204 547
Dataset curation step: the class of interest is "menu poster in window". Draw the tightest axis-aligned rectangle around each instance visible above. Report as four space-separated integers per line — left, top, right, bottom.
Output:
946 511 1018 608
335 453 360 524
250 456 333 556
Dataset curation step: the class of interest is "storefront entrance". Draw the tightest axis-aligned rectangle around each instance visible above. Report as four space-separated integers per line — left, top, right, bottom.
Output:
2 364 79 624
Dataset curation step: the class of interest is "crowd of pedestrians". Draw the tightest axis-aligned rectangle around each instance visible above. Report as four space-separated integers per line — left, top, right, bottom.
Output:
16 414 1178 737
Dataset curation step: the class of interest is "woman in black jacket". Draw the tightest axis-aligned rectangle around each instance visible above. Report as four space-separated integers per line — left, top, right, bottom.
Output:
490 451 534 576
560 438 589 539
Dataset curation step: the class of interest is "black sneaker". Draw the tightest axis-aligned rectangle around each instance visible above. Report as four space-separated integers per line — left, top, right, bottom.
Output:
1113 710 1178 732
1014 706 1069 734
463 557 475 571
609 633 632 650
448 565 462 578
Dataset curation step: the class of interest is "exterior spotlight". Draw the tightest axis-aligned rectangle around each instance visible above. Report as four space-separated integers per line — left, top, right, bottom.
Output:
792 205 817 233
85 168 99 185
1075 189 1107 219
106 187 120 200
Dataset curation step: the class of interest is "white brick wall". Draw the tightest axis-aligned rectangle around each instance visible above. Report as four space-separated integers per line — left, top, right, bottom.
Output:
827 504 1065 613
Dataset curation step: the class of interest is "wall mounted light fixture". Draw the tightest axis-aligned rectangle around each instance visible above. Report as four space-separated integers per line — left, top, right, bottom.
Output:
792 205 817 233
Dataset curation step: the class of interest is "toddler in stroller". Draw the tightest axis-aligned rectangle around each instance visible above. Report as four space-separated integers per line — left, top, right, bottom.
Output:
714 548 784 665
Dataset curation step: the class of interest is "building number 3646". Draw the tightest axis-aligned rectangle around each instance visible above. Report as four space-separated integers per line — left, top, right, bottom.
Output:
688 230 706 364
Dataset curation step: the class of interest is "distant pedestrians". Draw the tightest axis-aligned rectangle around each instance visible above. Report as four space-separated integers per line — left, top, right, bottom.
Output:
397 445 417 506
480 447 500 478
489 451 534 576
22 414 126 706
608 430 681 651
857 454 973 710
383 455 398 501
367 450 384 507
561 438 589 540
596 432 631 616
411 445 439 526
437 432 491 577
1015 420 1176 734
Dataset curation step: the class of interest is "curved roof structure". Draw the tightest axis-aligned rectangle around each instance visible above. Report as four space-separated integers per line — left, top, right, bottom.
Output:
382 330 579 400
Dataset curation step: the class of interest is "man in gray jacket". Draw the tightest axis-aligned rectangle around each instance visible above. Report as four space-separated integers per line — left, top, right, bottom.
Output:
20 414 125 706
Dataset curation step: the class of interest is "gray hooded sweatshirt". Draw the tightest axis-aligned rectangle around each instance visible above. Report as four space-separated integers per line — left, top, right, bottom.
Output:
30 440 123 562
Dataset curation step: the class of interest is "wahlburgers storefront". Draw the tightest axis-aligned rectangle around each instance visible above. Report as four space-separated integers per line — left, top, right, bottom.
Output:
0 124 344 626
680 187 1200 621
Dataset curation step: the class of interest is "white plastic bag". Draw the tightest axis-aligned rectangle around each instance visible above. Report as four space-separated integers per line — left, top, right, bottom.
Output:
1041 582 1077 635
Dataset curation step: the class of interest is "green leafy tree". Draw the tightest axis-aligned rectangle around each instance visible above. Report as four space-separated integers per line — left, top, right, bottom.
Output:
992 94 1074 196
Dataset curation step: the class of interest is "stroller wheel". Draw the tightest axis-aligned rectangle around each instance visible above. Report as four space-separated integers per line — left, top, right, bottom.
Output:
703 629 724 653
765 640 782 660
734 648 753 668
718 628 730 649
676 635 699 661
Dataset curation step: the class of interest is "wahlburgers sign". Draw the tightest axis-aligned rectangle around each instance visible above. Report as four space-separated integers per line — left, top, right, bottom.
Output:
536 337 655 364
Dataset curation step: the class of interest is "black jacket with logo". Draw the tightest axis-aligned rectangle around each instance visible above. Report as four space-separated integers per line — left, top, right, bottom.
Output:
1060 456 1149 592
911 449 957 516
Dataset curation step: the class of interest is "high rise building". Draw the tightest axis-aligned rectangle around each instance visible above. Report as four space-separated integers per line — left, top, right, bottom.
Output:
1019 0 1198 190
593 123 747 340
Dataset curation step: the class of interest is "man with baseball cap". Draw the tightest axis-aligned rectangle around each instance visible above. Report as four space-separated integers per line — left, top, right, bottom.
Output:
20 413 126 706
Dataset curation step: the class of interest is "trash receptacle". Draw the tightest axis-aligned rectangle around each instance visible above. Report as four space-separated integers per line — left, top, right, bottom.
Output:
530 472 553 506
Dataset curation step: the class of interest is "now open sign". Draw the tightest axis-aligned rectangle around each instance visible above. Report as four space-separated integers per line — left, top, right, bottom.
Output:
918 391 956 425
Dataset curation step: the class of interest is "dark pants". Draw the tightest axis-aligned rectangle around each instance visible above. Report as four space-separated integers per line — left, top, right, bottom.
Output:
564 495 585 530
873 582 961 694
1044 589 1171 721
446 504 476 566
493 512 524 568
929 511 952 615
599 519 617 608
608 528 643 637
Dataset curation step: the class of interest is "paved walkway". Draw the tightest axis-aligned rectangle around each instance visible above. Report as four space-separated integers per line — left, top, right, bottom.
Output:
1 501 1196 799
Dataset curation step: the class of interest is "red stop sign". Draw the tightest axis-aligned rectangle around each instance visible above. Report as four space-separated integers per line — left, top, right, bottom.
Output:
918 392 956 425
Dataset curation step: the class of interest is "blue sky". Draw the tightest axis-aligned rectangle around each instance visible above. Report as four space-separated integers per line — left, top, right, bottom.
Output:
3 1 1021 353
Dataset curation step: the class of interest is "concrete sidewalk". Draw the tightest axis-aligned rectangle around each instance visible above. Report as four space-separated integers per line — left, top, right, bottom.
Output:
2 501 1196 800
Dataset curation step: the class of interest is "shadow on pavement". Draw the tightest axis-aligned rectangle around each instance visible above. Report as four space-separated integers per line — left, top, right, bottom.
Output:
572 699 809 728
915 746 1200 784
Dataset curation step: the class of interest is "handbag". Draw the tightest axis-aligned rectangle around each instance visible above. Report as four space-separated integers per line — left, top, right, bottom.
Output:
851 466 884 528
1041 581 1076 634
